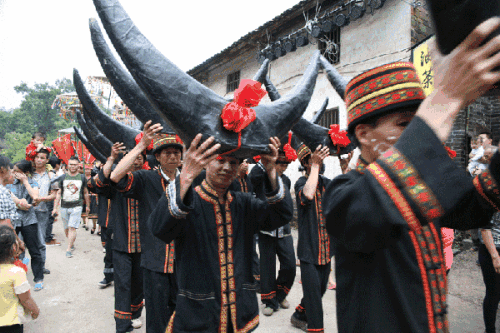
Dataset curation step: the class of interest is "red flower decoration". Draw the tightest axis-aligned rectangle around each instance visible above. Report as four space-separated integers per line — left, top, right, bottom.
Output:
175 135 183 144
283 132 297 162
142 161 151 170
135 132 154 151
444 146 456 159
221 79 266 133
328 125 350 149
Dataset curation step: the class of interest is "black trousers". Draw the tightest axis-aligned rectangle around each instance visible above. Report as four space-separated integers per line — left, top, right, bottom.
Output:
0 324 22 333
479 244 500 333
45 201 54 242
143 268 177 333
103 227 114 282
113 251 144 333
252 234 260 283
259 233 296 309
295 260 331 331
16 224 43 283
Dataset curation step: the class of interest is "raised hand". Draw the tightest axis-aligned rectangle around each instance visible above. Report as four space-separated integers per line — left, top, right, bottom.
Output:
140 120 163 148
310 145 329 167
110 142 126 160
260 137 281 169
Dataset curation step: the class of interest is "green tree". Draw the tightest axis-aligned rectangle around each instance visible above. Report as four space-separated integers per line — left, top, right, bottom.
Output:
11 78 75 136
2 132 32 162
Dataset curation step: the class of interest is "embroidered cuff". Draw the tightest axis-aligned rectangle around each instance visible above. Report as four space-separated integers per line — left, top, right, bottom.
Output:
14 281 30 294
267 177 285 204
117 172 134 193
96 170 111 188
167 181 189 219
474 169 500 211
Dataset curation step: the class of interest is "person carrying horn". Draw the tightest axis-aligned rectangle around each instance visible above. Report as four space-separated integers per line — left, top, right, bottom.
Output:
323 18 500 333
149 134 293 332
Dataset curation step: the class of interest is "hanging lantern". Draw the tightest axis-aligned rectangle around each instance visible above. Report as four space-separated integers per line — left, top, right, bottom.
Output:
257 52 267 64
350 4 366 20
370 0 386 9
321 20 334 33
296 35 309 47
284 38 297 52
334 13 349 27
311 24 323 38
274 45 286 58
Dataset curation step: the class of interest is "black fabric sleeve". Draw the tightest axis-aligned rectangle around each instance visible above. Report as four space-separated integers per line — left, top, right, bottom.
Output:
112 170 144 200
149 176 193 244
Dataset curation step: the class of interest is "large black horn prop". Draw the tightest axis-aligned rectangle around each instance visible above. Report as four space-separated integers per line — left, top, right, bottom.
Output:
319 55 348 100
88 19 175 133
93 0 320 159
73 126 107 163
73 69 139 149
76 110 113 157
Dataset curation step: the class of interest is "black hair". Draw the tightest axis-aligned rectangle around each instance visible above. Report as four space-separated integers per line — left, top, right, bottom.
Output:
36 149 51 159
14 160 33 174
0 155 10 170
32 132 46 140
49 156 61 169
0 225 17 263
480 131 492 140
68 156 80 163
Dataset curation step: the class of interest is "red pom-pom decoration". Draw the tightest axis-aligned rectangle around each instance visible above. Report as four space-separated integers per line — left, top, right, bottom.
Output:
283 132 297 162
221 80 266 133
328 125 350 149
445 146 456 159
142 161 151 170
253 155 261 163
135 132 154 151
175 135 183 144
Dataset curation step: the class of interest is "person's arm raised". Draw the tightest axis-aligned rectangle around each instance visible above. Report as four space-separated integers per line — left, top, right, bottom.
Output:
179 134 220 201
259 137 281 191
417 18 500 142
302 145 329 200
104 142 125 179
110 121 162 183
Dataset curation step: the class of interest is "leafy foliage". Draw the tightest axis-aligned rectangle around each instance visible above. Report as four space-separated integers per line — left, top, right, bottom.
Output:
0 78 76 161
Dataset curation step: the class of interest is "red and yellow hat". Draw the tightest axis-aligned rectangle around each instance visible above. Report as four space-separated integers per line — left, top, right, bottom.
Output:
346 62 426 134
151 133 183 155
296 143 312 163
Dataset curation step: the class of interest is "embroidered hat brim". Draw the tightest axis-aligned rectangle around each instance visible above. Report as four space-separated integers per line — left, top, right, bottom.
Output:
346 62 425 134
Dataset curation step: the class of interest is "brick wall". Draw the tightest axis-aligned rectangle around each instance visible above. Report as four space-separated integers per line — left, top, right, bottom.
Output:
411 4 433 45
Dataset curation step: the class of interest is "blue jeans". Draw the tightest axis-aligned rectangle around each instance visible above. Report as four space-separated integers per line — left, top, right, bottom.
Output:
16 224 44 282
34 211 49 267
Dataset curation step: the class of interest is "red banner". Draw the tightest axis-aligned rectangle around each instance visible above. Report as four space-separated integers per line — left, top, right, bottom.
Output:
52 134 75 165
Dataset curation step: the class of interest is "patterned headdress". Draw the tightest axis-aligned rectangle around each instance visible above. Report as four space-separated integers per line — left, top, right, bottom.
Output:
346 62 426 134
151 133 183 155
296 143 312 163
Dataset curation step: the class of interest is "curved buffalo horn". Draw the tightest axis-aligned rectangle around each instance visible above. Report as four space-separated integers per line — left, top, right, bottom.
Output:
73 126 107 163
319 55 348 100
76 110 113 157
73 69 139 149
89 19 175 134
311 97 329 125
252 59 270 84
253 60 339 154
93 0 320 158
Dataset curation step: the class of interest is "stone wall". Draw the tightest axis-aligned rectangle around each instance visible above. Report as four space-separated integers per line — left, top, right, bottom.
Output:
411 4 433 45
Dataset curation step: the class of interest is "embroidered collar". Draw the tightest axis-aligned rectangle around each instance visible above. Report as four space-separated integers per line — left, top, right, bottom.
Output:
159 168 179 182
356 156 369 173
199 179 234 205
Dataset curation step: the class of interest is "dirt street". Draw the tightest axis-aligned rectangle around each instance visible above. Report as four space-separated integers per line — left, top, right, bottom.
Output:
22 221 496 332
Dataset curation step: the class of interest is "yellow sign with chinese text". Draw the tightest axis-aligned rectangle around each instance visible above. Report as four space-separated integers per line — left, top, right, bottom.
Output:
412 41 434 96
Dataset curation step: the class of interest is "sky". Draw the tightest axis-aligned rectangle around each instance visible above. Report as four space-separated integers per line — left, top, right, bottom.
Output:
0 0 303 110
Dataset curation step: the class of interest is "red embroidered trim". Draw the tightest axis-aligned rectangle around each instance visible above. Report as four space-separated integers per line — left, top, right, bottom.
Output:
367 163 436 333
105 199 111 228
379 148 443 221
165 311 175 333
120 172 134 193
261 291 276 300
473 172 500 211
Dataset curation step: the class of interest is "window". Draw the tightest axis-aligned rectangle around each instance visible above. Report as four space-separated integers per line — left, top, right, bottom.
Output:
318 28 341 65
227 71 240 93
318 107 339 128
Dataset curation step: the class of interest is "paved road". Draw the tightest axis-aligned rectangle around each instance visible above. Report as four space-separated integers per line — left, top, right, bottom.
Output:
22 221 495 332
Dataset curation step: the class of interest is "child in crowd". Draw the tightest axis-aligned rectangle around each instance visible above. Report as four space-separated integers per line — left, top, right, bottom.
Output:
25 133 52 163
0 225 40 333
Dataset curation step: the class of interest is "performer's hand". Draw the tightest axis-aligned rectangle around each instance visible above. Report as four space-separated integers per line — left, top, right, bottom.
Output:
181 134 220 183
140 120 163 149
110 142 125 160
13 172 28 184
310 145 329 167
418 17 500 141
493 256 500 274
260 137 280 169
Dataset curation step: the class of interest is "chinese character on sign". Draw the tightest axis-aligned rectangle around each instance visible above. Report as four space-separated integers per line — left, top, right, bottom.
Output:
413 39 435 96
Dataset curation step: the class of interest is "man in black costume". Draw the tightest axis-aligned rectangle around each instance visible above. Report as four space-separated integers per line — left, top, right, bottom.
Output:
323 18 500 333
149 134 293 332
